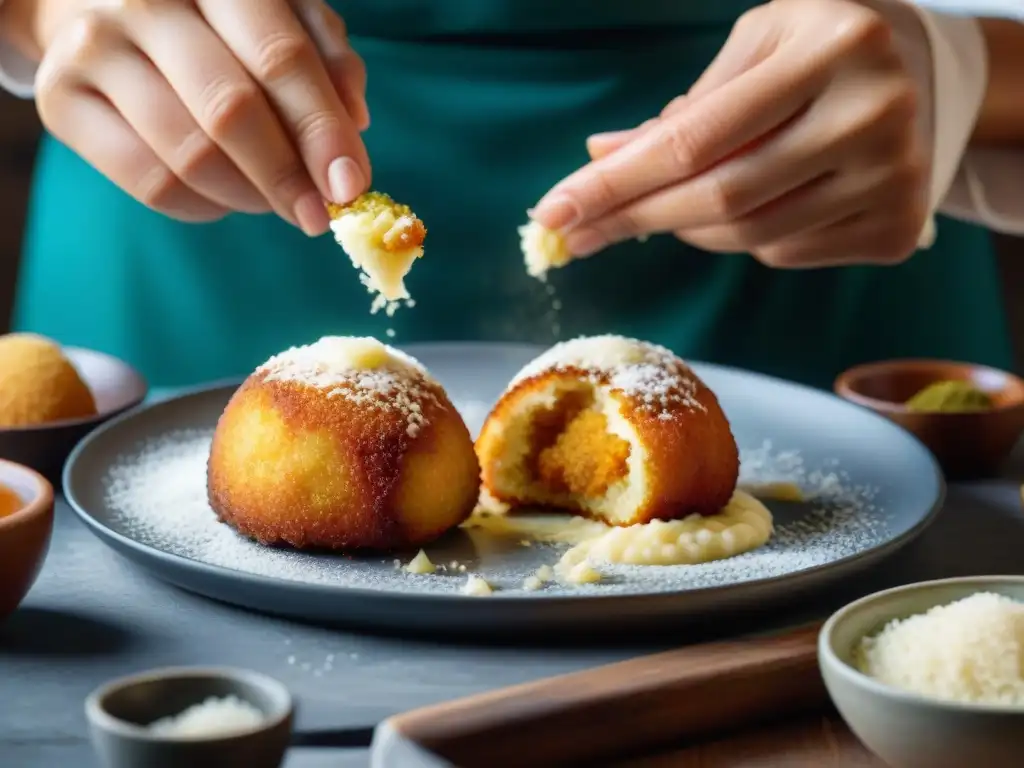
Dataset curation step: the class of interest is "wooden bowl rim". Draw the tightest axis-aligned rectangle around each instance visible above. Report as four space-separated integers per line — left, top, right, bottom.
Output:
834 358 1024 416
0 458 55 533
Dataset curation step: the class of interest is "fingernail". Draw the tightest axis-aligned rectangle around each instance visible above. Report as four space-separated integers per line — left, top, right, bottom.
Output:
588 129 633 145
564 227 605 258
328 156 366 204
294 190 330 236
532 194 582 231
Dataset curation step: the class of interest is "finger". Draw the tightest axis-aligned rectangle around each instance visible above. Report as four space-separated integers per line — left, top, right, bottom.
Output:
716 157 926 250
685 9 777 101
669 172 865 256
292 0 370 130
532 55 823 232
677 147 925 255
198 0 370 203
586 97 689 159
586 118 659 161
86 43 270 214
132 3 327 234
574 119 863 255
37 78 227 222
753 210 920 268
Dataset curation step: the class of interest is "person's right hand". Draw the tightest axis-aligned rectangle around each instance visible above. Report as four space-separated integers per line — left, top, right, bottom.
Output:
33 0 371 235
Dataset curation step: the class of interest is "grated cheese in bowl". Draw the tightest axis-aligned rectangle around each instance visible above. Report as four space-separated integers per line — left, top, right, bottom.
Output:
855 592 1024 707
147 695 266 738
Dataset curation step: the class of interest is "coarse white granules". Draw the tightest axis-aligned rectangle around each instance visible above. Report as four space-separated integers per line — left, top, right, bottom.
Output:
257 336 443 439
856 592 1024 706
101 420 891 598
147 695 264 738
507 335 706 418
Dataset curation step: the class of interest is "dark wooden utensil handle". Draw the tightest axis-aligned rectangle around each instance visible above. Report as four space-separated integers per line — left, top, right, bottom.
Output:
387 623 827 767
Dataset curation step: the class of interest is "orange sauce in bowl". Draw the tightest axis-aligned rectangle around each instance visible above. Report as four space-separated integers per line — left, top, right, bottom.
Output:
0 482 23 518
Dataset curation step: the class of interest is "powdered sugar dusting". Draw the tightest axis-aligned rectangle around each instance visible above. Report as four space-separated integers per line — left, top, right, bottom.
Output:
98 427 897 599
508 335 705 418
257 336 441 438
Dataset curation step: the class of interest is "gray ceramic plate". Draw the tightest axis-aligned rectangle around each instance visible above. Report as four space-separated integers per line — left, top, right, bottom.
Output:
64 342 944 635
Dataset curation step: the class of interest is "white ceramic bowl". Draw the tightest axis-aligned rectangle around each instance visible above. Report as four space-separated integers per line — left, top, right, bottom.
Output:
819 576 1024 768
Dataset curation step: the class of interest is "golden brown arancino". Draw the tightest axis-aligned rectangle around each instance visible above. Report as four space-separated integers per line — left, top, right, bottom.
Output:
476 358 739 526
207 372 480 552
0 333 97 427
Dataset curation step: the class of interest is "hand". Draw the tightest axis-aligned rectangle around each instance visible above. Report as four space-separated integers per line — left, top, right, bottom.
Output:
32 0 370 235
531 0 930 268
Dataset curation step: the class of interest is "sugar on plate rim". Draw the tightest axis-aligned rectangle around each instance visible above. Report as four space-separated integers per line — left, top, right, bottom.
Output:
84 665 293 742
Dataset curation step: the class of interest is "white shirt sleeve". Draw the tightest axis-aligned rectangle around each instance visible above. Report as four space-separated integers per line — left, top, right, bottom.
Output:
879 0 1024 237
0 0 37 98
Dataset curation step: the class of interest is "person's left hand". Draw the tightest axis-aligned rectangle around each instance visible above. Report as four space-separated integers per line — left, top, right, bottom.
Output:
530 0 931 269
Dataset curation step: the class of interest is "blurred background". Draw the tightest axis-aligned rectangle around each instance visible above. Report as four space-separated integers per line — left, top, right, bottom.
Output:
2 89 1023 370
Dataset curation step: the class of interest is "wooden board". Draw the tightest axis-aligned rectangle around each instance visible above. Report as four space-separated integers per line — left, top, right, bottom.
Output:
383 623 882 767
614 715 883 767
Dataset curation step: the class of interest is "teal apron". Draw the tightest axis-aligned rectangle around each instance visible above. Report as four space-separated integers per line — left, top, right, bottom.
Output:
13 0 1013 389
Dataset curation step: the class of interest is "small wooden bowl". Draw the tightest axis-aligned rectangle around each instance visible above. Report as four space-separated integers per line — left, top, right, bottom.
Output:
0 347 148 483
0 459 55 621
834 359 1024 479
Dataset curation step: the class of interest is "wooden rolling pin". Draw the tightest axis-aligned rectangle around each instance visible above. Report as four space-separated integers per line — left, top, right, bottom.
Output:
385 622 828 767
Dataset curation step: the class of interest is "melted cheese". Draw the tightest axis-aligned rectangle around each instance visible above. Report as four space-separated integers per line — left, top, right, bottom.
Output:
330 209 423 315
464 490 774 579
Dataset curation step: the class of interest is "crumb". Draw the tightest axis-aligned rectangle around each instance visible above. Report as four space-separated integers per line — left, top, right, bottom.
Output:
461 575 493 596
404 550 436 575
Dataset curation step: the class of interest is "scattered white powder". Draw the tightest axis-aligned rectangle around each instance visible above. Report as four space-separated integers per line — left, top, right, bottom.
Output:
507 335 706 417
147 695 264 738
856 592 1024 706
257 336 443 439
100 423 892 598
